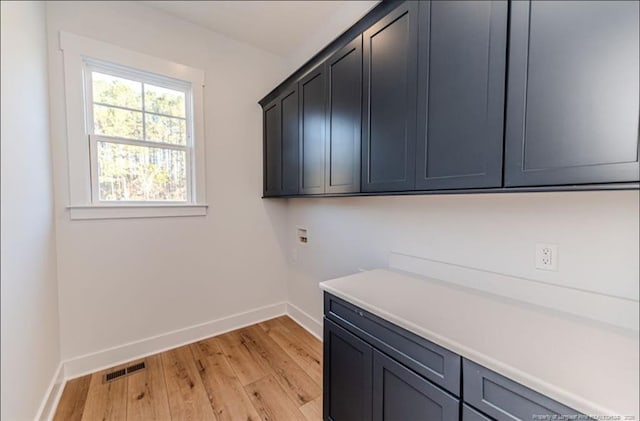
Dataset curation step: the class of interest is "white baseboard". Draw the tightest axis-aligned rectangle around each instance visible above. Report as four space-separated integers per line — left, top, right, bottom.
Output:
39 300 324 419
286 302 323 340
64 301 287 380
35 362 65 421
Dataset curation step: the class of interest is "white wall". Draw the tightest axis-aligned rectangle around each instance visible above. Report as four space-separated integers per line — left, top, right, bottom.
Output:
46 1 290 363
286 191 640 331
286 1 379 71
1 2 62 420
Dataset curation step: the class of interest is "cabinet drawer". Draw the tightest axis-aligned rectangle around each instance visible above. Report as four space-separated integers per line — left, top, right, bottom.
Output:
463 404 492 421
463 359 581 420
324 293 461 395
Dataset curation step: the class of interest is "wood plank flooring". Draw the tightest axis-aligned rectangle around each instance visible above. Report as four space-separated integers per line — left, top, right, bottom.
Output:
54 316 322 421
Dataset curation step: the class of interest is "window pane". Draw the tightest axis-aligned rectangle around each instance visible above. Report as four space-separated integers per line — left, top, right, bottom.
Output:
144 84 186 117
93 104 143 140
145 114 187 145
97 141 187 201
92 72 142 109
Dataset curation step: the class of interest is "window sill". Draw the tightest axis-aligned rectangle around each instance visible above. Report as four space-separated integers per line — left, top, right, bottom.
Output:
67 204 208 220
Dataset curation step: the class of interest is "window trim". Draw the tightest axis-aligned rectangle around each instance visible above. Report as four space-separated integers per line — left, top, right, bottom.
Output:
59 31 207 219
68 204 208 220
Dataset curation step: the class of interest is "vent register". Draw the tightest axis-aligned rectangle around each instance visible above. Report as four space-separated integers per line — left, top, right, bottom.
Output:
102 360 146 383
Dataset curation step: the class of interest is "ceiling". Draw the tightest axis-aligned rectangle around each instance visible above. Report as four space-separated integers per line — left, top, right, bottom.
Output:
145 1 355 58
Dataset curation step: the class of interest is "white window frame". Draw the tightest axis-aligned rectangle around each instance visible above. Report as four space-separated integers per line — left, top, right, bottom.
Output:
84 59 195 204
60 32 207 220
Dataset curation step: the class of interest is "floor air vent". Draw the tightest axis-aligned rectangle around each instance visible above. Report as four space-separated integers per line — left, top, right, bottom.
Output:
103 360 146 383
127 361 146 374
104 368 126 383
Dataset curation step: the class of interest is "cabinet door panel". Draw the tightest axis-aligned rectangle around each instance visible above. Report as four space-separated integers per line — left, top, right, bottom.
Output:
281 88 299 195
263 101 281 196
324 318 372 421
299 67 326 194
372 350 459 421
505 0 640 186
416 1 507 190
362 2 419 192
325 36 362 194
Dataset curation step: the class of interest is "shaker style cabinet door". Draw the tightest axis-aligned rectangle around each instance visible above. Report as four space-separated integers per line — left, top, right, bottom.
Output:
415 1 507 190
362 1 419 192
325 36 363 194
299 65 327 195
262 86 299 196
280 87 300 195
263 99 281 196
504 0 640 186
372 350 459 421
323 319 373 421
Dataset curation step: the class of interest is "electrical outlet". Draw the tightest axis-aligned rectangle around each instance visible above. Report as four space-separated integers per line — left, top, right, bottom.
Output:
536 243 558 271
297 227 308 245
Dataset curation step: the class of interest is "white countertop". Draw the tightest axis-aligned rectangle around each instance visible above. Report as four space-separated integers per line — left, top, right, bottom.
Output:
319 269 640 418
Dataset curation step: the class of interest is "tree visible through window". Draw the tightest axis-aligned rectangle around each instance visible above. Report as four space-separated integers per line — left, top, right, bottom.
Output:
85 61 193 202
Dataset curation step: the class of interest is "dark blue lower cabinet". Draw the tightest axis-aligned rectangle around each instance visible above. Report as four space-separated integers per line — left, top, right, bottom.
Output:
373 350 460 421
323 294 584 421
324 318 373 421
325 293 461 395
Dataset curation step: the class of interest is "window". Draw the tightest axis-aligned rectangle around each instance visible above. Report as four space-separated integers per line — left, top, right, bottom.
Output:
85 60 192 203
60 32 206 219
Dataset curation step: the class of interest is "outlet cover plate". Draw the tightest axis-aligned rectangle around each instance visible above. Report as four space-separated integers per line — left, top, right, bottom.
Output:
297 227 308 245
536 243 558 271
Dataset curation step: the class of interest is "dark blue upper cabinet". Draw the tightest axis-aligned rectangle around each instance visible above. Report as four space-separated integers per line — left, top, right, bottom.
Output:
263 99 281 197
299 65 327 195
362 2 419 192
263 86 299 197
504 0 640 186
325 36 363 194
263 0 639 198
415 1 507 190
281 88 300 195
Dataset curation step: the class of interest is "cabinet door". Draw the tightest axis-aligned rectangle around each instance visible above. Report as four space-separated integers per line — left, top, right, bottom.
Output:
416 1 507 190
504 0 640 186
263 86 298 197
362 2 419 192
280 87 299 195
372 350 459 421
299 65 326 195
323 318 373 421
263 100 281 196
325 36 362 194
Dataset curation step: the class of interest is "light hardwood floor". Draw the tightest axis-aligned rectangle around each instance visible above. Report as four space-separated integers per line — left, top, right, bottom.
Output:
54 316 323 421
